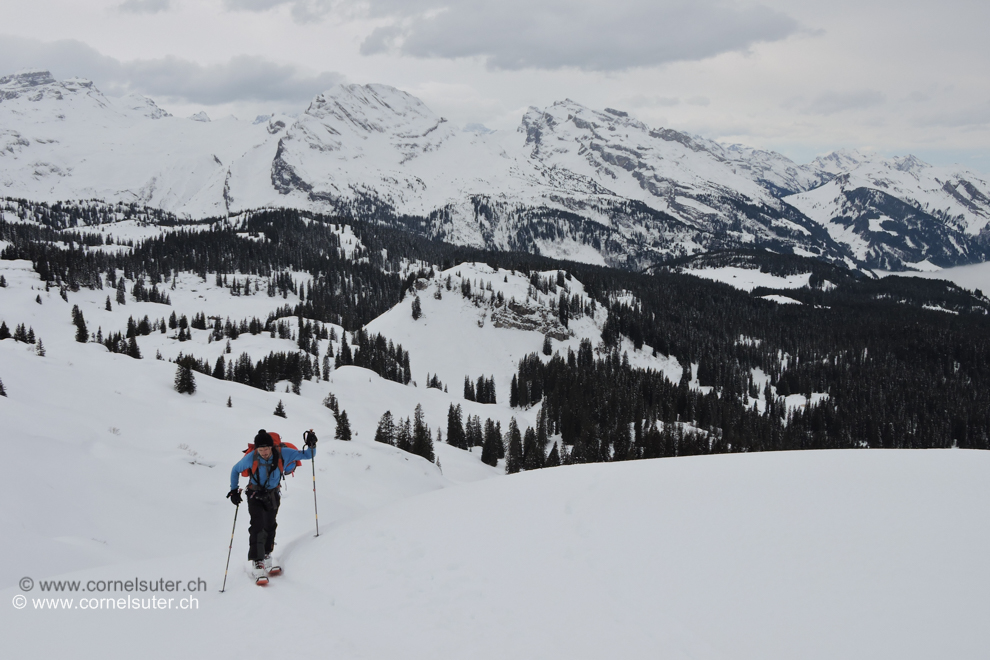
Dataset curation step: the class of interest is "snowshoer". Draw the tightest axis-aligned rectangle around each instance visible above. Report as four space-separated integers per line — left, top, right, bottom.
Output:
227 429 318 584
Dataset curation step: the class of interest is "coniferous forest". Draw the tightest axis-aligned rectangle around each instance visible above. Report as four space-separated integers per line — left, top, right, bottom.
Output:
3 198 990 463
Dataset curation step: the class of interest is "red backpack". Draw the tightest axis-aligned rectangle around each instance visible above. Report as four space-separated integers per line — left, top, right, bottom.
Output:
241 432 302 479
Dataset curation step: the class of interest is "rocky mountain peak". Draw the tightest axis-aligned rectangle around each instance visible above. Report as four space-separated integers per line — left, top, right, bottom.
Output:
0 69 110 109
118 93 171 120
810 149 872 175
305 83 441 137
892 154 929 175
0 69 57 90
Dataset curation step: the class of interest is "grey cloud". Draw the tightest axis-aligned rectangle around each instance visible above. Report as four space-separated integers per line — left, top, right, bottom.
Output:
686 96 710 107
355 0 798 71
360 25 404 56
222 0 333 23
0 35 343 105
117 0 172 13
917 103 990 128
803 90 886 115
223 0 287 9
0 36 121 81
627 95 681 108
116 55 343 104
220 0 798 69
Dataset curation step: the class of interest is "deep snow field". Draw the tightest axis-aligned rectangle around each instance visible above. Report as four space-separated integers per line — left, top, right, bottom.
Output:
1 255 989 659
685 259 990 301
877 259 990 294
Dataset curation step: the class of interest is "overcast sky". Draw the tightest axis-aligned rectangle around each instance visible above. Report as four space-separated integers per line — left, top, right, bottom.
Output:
1 0 987 172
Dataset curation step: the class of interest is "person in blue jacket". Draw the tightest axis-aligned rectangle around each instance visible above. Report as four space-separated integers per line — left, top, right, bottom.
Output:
227 429 317 578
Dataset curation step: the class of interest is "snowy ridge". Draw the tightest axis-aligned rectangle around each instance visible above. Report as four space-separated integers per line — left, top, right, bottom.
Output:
786 152 990 269
1 70 989 270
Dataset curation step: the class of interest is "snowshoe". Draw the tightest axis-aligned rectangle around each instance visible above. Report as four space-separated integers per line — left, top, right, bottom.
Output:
252 559 268 585
264 554 282 577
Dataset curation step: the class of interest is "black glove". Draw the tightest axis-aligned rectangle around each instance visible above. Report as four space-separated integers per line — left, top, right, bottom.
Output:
226 489 242 506
304 430 318 447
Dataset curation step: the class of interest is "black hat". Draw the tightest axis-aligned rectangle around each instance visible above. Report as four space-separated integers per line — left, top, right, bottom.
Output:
254 430 274 448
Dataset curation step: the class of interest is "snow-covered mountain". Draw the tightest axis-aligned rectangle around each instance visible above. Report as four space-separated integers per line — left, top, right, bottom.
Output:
786 149 990 269
0 69 271 217
2 69 990 270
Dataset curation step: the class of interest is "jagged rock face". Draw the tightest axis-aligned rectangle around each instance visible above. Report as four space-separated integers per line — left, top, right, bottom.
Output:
1 72 990 271
0 70 58 98
714 143 832 197
270 83 475 212
512 100 845 265
491 298 571 340
0 70 168 122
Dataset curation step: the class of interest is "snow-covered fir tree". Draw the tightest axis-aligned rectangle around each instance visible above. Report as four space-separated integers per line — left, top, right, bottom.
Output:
374 411 395 445
174 364 196 395
335 410 352 441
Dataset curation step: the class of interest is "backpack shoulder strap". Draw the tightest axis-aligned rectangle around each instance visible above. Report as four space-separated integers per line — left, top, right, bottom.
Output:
274 446 285 483
248 450 263 487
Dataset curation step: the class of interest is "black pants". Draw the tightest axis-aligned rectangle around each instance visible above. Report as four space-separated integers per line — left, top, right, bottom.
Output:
246 489 281 561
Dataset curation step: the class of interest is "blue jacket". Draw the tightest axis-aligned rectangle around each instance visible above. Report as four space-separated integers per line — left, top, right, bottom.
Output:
230 445 315 491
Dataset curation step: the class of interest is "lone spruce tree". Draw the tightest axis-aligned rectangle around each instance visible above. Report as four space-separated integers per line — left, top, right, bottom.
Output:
480 429 499 467
396 416 412 452
523 426 543 470
374 411 395 445
505 418 523 474
335 410 352 440
273 400 287 418
412 404 434 461
71 305 88 343
174 364 196 395
446 403 466 449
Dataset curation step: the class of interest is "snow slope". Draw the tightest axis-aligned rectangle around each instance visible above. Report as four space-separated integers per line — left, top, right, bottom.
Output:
680 265 812 293
3 421 988 660
365 262 683 399
1 236 988 659
877 260 990 295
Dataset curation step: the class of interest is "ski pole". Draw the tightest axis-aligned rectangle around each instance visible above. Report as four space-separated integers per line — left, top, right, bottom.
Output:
220 495 241 593
305 430 320 537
